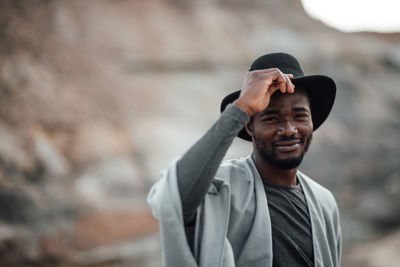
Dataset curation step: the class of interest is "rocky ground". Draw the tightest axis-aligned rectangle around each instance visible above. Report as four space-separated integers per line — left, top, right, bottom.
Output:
0 0 399 266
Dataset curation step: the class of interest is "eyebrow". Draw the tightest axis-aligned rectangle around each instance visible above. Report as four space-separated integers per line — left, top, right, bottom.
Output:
259 107 310 117
260 110 279 116
292 107 310 112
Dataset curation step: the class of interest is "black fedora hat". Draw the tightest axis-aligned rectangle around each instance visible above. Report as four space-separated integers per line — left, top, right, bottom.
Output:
220 52 336 142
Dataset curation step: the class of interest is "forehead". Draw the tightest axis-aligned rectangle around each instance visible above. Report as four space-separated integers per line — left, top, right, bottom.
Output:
267 89 310 110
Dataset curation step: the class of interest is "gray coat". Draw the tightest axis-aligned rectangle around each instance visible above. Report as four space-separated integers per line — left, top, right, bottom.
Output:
147 156 342 267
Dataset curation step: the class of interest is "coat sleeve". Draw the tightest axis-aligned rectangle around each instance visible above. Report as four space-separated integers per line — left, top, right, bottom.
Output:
333 197 342 266
147 160 199 267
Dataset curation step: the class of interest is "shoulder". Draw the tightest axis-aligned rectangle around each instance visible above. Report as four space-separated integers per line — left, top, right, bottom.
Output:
215 157 253 183
298 171 338 211
213 157 255 209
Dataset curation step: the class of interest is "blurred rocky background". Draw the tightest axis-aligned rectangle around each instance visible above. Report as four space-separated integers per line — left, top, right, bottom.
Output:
0 0 399 266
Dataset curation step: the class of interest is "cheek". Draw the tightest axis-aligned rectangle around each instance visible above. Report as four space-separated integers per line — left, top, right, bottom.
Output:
301 129 313 144
254 126 275 139
308 121 314 132
297 121 313 134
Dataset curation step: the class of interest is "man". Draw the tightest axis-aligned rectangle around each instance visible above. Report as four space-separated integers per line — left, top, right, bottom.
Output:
148 53 342 267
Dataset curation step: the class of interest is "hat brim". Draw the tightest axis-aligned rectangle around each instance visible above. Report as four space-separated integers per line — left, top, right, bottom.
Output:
220 75 336 142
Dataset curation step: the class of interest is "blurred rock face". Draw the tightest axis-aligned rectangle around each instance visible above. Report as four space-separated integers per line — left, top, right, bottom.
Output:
0 0 399 266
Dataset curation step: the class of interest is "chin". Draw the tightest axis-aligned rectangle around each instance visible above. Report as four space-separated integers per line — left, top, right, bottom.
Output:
271 156 304 170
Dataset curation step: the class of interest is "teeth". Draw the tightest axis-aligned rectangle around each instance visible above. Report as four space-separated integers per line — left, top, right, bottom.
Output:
279 144 297 147
276 142 299 146
274 139 302 146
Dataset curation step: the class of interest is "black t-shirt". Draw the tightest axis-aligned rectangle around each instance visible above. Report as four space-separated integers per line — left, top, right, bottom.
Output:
263 180 314 267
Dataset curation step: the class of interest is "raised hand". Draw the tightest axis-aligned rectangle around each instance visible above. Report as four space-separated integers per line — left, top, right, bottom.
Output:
233 68 295 116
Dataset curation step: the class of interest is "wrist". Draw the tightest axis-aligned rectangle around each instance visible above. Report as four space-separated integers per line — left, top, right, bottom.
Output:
233 99 253 116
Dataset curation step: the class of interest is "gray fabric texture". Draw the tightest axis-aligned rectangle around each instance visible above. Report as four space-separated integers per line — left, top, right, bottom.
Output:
147 156 342 267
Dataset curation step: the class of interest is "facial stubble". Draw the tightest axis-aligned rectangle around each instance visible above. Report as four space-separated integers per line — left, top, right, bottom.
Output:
253 133 313 170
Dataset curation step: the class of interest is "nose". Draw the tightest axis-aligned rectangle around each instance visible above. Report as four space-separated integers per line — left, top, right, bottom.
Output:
277 120 297 136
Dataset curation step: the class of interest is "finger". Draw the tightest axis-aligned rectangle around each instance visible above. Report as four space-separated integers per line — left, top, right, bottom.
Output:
261 70 281 88
283 74 294 94
251 68 279 74
280 79 287 93
251 68 285 81
288 80 295 93
275 71 287 93
259 69 289 94
284 74 295 93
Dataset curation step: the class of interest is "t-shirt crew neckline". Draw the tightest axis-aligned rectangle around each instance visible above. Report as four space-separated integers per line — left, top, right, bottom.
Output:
262 176 302 191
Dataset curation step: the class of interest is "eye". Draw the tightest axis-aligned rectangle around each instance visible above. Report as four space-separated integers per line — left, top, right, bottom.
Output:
262 116 278 122
295 113 309 120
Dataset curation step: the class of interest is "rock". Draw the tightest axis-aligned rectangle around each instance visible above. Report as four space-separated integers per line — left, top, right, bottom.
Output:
73 210 158 251
0 187 40 225
73 234 161 267
75 157 146 209
344 229 400 267
30 125 69 178
383 46 400 70
0 225 30 267
64 123 133 167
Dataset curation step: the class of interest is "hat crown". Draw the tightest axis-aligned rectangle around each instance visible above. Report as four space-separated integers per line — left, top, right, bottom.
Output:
249 53 304 77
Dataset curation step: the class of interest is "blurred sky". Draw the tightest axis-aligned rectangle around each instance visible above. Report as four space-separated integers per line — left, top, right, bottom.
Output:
302 0 400 32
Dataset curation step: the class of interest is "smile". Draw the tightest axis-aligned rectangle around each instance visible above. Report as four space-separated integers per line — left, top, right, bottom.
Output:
273 139 302 153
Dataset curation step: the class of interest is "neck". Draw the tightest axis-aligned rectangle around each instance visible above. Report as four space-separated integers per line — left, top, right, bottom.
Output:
252 152 298 186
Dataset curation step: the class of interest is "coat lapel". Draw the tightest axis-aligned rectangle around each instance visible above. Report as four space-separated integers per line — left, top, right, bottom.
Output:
234 157 273 266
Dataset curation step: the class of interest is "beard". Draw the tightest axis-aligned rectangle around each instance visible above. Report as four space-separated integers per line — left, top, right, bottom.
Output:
253 134 312 170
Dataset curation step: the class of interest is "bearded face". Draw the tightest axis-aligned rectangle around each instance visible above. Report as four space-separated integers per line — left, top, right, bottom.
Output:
253 132 312 170
247 90 314 170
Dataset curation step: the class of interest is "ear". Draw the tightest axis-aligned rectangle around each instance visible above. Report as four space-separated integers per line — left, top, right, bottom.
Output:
244 120 253 137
